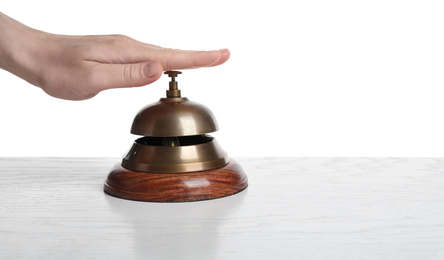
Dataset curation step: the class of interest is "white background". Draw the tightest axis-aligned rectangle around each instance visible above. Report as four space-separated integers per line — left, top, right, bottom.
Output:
1 0 443 157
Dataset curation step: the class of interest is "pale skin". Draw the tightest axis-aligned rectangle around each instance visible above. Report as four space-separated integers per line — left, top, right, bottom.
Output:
0 12 230 100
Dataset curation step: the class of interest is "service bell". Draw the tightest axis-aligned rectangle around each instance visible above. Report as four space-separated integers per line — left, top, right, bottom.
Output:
104 71 248 202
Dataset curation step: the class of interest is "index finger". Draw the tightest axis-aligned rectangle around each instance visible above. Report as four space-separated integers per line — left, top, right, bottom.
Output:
153 48 228 70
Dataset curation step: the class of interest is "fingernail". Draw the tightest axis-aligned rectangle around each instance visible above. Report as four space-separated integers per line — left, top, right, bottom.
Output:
219 48 230 58
143 62 161 78
208 50 221 57
207 50 221 66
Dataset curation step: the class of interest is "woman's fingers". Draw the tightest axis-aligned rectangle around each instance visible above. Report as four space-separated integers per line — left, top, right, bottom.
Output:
155 49 222 70
86 35 230 70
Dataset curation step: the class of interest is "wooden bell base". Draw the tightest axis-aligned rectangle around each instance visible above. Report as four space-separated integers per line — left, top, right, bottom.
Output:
104 159 248 202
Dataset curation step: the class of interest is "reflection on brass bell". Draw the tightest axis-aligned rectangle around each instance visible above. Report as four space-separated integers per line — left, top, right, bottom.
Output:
104 71 248 202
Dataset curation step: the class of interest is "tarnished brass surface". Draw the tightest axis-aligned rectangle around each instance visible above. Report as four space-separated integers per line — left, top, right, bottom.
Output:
131 97 218 137
122 138 229 173
125 70 227 173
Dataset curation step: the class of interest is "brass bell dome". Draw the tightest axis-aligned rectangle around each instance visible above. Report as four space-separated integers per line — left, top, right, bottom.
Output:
130 97 218 137
121 71 229 173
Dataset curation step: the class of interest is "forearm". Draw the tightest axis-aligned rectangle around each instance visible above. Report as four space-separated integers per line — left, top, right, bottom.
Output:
0 12 44 86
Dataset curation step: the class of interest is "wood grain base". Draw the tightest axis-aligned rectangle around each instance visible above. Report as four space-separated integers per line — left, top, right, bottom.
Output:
104 159 248 202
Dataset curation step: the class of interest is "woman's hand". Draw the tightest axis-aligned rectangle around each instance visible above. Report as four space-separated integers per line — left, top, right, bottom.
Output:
0 12 230 100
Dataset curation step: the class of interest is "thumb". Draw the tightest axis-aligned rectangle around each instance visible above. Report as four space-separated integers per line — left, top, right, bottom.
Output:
92 61 163 91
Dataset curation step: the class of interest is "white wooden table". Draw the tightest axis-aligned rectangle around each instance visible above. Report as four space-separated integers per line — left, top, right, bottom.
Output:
1 157 444 259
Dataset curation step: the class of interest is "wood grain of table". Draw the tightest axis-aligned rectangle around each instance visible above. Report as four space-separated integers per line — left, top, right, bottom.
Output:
1 157 444 259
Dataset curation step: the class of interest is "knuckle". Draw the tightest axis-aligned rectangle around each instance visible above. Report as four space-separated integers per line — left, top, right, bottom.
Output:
112 34 131 40
161 48 174 59
192 54 198 69
122 64 138 84
107 34 133 46
94 35 124 48
161 48 177 70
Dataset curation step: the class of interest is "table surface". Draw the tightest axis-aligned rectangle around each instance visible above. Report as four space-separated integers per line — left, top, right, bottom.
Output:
1 157 444 260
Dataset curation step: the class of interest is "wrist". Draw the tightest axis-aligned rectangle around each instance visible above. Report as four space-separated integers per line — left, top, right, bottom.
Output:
0 12 47 86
